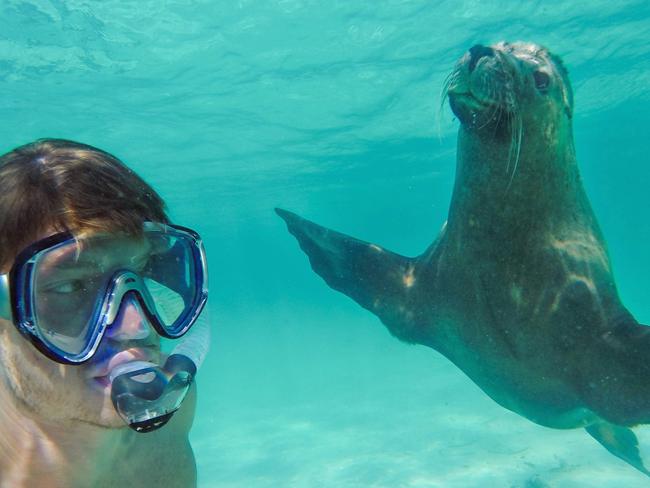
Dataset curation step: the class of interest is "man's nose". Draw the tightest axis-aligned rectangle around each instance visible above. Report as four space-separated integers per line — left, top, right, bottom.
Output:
105 294 152 341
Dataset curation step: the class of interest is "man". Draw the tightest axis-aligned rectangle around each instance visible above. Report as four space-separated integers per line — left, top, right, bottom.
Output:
0 139 207 487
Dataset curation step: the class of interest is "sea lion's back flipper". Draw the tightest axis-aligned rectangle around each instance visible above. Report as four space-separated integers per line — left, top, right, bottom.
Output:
585 423 650 477
276 208 419 339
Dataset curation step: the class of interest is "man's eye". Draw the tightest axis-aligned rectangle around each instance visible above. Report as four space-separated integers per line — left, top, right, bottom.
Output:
45 280 86 294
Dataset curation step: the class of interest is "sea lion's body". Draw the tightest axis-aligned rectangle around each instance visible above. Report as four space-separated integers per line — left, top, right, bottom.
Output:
277 42 650 475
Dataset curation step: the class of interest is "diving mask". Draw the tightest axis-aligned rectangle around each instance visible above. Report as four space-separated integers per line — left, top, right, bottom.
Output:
0 221 210 432
0 222 207 364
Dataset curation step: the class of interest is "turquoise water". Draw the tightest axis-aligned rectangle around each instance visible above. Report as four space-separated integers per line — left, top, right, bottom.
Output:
2 1 650 486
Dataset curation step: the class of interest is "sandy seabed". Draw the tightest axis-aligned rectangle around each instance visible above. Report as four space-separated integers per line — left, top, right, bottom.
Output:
190 311 650 488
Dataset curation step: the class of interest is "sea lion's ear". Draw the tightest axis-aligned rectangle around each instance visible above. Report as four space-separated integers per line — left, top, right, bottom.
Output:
563 85 573 119
564 104 573 119
550 54 573 119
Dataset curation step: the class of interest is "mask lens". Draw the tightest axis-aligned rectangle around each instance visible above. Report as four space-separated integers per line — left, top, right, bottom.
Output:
140 231 202 335
31 239 112 355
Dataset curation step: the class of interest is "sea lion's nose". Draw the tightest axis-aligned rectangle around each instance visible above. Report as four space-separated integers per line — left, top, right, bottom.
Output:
468 44 494 72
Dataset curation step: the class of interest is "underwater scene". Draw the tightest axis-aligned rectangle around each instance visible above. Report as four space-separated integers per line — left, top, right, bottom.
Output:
2 0 650 486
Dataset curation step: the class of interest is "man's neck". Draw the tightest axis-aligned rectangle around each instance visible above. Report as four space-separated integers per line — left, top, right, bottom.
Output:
0 376 129 487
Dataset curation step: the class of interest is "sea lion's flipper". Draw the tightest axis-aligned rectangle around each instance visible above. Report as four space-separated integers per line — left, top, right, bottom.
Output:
585 423 650 477
276 208 420 341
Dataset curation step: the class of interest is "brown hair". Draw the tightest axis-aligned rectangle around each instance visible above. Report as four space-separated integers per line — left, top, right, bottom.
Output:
0 138 169 267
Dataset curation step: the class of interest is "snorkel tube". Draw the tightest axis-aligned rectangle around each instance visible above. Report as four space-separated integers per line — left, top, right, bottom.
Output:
109 311 210 433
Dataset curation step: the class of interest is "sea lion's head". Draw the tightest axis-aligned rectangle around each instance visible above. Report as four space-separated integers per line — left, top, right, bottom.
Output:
446 42 573 142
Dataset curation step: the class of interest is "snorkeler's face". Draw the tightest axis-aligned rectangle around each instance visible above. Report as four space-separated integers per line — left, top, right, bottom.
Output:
0 232 162 428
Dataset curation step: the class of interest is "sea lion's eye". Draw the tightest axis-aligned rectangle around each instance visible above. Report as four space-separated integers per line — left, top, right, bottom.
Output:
533 71 550 91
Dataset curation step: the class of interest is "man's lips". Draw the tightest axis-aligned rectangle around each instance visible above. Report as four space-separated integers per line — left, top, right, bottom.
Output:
87 347 157 383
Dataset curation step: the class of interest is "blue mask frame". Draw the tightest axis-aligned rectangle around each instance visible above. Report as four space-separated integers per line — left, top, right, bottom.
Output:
0 222 208 364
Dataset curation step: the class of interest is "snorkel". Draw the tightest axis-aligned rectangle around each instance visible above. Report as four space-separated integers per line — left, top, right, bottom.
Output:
109 310 210 432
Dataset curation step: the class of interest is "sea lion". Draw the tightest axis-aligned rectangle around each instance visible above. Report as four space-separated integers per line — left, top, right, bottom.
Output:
276 41 650 476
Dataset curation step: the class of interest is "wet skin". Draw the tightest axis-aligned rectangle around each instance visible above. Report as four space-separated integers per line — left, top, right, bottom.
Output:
0 232 197 487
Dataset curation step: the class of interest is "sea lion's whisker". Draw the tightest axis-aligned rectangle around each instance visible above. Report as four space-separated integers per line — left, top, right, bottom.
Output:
474 80 499 130
477 102 499 130
505 109 519 177
495 106 505 133
505 111 515 175
506 112 523 191
437 71 459 139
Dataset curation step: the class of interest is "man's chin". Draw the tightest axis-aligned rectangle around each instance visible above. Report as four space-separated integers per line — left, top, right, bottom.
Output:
77 408 128 430
72 383 128 429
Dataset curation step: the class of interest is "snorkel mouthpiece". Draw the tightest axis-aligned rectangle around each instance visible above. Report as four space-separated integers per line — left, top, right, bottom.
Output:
110 355 196 433
109 310 210 433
